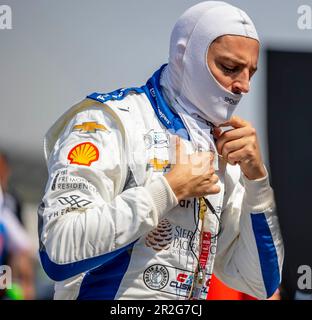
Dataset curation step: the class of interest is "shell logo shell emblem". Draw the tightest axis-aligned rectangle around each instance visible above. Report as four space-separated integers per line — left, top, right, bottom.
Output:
67 142 99 166
145 219 173 251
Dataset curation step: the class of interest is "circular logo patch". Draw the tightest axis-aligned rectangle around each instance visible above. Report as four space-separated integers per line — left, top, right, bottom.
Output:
143 264 169 291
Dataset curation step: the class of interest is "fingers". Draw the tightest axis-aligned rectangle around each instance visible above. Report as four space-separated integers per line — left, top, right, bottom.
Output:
208 185 221 195
225 147 251 166
198 175 218 185
171 136 216 170
188 151 214 176
220 138 250 161
219 116 251 129
216 126 255 155
213 127 223 139
167 135 222 199
172 135 188 165
209 173 219 184
206 173 220 195
202 170 217 181
197 182 221 195
203 174 219 186
208 151 215 166
175 136 181 163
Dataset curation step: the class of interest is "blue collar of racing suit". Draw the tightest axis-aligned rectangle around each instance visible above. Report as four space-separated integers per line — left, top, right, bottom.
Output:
87 65 190 140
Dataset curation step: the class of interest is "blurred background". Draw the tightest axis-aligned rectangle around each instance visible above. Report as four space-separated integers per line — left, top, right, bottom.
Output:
0 0 311 300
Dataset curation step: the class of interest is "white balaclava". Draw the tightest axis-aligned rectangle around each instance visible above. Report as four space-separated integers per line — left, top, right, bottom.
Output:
161 1 259 127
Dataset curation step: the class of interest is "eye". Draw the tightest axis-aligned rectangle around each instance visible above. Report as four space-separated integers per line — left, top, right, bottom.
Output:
220 64 238 74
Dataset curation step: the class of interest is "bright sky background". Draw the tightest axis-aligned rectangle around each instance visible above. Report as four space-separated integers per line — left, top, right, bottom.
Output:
1 0 312 159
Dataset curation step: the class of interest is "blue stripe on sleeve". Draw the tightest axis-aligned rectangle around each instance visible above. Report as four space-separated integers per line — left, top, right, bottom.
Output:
251 213 280 298
39 241 137 282
77 243 134 300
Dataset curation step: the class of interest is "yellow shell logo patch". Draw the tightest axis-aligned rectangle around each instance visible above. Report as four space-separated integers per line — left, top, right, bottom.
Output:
67 142 99 166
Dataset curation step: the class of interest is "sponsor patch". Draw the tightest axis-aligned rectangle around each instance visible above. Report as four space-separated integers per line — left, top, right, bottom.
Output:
145 219 173 251
147 158 171 172
143 265 169 291
67 142 99 166
198 232 212 270
57 195 92 208
47 207 78 221
144 130 170 149
73 122 108 134
51 171 97 193
224 96 239 106
143 264 211 298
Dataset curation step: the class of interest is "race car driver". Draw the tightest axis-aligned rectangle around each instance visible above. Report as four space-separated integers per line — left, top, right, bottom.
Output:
38 1 284 300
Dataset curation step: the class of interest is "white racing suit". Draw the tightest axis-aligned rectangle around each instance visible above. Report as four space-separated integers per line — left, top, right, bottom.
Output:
38 67 284 300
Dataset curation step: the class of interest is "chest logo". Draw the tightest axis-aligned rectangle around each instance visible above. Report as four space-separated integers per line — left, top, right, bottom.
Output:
148 158 171 172
144 130 170 149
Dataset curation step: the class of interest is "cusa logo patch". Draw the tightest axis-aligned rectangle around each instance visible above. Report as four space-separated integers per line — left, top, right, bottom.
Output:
67 142 99 166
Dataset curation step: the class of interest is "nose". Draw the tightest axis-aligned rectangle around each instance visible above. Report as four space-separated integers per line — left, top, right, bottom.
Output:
232 70 250 94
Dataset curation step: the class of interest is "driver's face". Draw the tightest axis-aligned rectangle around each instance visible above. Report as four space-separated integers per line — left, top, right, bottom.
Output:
207 35 260 95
